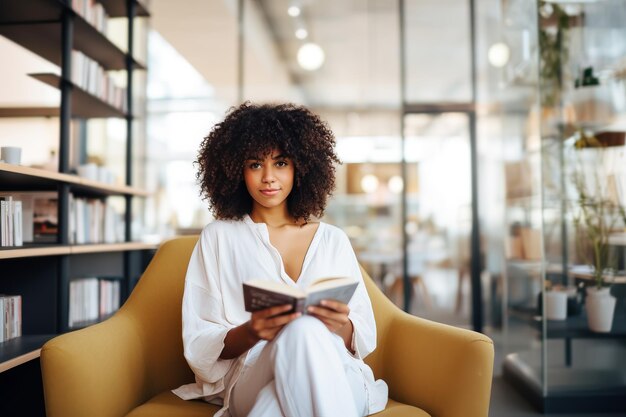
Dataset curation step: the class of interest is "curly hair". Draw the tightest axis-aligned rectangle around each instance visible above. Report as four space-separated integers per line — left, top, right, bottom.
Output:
196 102 340 221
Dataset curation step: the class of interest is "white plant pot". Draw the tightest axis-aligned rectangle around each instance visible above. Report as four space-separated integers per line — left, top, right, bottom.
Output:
545 291 568 320
585 287 616 332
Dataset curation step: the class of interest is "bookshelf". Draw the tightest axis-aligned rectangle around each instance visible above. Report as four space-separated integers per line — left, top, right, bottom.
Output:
0 1 152 406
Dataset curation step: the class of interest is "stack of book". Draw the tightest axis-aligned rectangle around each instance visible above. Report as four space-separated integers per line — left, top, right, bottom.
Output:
69 277 121 328
70 195 125 244
71 50 127 112
0 295 22 343
99 279 121 318
0 196 23 247
71 0 109 34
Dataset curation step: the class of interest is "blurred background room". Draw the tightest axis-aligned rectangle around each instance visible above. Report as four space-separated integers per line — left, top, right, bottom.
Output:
1 0 626 415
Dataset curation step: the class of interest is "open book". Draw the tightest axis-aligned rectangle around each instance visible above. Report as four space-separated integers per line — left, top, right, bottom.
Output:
243 277 359 314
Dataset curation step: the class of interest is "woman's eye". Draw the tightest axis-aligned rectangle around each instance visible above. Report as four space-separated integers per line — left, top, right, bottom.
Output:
249 162 261 169
276 160 288 167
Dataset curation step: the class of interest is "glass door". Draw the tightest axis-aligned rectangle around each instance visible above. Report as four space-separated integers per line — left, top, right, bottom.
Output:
402 112 474 327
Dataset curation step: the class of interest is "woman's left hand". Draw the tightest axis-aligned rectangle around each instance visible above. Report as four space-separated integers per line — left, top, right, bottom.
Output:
307 300 350 333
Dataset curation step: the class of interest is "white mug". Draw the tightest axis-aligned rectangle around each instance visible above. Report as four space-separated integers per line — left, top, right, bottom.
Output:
1 146 22 165
77 163 98 181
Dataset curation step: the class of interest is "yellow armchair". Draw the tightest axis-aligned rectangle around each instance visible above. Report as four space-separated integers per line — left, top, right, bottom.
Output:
41 236 493 417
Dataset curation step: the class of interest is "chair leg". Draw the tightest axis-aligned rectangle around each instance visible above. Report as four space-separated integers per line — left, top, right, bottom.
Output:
411 276 432 310
455 267 468 314
385 276 432 311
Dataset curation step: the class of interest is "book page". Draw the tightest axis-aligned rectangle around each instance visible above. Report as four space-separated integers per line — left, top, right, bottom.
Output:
304 281 359 308
307 276 356 292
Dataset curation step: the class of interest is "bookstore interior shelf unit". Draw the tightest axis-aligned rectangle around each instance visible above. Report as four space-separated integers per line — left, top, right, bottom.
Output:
500 0 626 413
0 1 153 413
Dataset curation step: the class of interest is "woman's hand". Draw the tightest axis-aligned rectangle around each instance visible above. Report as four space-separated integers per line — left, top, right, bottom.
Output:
307 300 350 333
246 304 301 343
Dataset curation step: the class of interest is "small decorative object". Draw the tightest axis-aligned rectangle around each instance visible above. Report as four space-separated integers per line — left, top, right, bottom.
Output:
575 66 600 88
0 146 22 165
545 289 568 320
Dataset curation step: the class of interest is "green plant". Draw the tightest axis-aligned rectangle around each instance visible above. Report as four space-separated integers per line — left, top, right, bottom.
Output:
571 155 624 289
539 2 571 107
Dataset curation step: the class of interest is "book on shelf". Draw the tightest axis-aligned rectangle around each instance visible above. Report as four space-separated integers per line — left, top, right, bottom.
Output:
71 0 109 34
69 277 99 327
69 277 121 327
0 295 22 343
0 196 23 247
70 50 127 112
69 195 124 244
99 279 121 317
243 277 359 314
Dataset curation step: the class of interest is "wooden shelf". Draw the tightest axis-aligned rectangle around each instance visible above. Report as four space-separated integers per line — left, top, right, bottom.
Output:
0 162 150 197
100 0 150 17
29 73 126 118
0 242 158 260
0 335 57 373
0 245 71 260
0 0 145 71
70 242 157 254
0 107 59 118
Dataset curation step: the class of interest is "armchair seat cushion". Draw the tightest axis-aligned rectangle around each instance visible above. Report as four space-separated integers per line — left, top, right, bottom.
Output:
125 391 220 417
124 391 431 417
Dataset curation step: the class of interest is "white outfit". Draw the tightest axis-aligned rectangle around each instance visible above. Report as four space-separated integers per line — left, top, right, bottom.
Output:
172 215 388 417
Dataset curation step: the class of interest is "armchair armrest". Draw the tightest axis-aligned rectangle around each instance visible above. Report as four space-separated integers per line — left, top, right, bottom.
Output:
41 313 148 417
382 310 494 417
41 237 197 417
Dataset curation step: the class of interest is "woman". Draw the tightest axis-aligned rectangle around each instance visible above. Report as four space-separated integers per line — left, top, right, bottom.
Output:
173 102 388 417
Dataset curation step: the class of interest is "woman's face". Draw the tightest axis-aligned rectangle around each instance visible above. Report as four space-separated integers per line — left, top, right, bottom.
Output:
243 149 295 212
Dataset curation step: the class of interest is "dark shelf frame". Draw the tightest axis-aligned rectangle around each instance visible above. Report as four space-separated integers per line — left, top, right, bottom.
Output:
29 73 127 118
100 0 150 18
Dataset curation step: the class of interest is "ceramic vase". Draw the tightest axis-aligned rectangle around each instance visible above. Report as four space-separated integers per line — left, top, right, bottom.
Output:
585 286 616 332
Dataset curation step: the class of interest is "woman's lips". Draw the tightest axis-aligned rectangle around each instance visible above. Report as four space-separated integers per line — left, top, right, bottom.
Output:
260 189 280 196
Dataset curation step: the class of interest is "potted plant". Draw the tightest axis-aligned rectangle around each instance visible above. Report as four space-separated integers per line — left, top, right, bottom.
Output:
570 135 625 332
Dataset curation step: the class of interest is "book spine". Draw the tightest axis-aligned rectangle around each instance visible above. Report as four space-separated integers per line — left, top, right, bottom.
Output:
294 298 306 314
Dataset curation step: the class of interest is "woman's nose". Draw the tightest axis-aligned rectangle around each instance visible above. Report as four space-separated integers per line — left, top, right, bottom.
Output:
262 167 276 183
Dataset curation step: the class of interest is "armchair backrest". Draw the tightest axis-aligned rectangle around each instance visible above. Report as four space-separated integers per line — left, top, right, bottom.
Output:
118 236 197 395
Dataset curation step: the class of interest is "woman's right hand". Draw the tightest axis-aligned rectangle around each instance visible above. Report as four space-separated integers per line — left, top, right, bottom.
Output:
246 304 301 343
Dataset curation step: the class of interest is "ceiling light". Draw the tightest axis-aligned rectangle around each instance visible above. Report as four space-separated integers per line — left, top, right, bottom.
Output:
297 42 325 71
361 175 379 194
288 6 301 17
388 176 404 193
295 28 308 40
488 42 510 68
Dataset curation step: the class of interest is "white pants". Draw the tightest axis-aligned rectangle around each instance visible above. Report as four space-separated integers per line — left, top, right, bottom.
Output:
230 316 368 417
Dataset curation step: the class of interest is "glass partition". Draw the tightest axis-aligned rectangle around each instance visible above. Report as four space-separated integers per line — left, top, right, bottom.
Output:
502 0 626 412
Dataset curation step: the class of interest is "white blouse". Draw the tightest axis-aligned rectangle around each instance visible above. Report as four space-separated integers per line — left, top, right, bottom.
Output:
172 215 388 416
